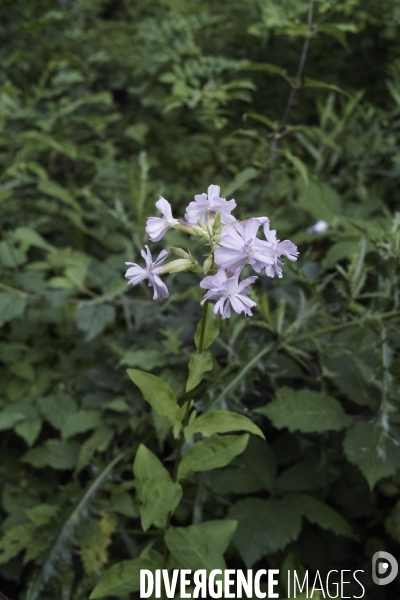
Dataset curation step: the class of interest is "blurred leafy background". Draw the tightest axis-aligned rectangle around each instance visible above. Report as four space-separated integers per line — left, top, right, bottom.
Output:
1 0 400 598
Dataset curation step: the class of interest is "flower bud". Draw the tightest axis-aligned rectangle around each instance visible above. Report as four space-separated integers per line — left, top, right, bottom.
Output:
170 247 191 259
212 212 222 232
159 258 196 274
203 254 213 274
174 220 208 239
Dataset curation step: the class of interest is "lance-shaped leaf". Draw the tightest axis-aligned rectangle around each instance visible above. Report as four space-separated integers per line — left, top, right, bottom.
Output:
178 434 249 480
127 369 179 426
141 478 182 531
186 353 213 392
165 520 237 573
133 444 171 501
194 303 219 351
89 556 161 598
185 410 264 442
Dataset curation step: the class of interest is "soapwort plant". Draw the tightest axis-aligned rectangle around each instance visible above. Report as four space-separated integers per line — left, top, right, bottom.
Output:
126 184 298 316
90 186 298 598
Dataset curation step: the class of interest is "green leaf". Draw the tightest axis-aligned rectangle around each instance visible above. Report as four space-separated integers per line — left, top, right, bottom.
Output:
127 369 179 426
178 434 249 480
61 409 101 439
0 241 26 267
15 418 42 447
0 411 26 431
38 394 78 430
27 451 128 600
276 459 324 492
12 227 53 250
283 149 308 184
303 77 348 95
81 512 117 576
133 444 171 501
120 349 168 371
186 410 264 440
245 113 278 129
207 466 265 495
258 387 349 433
0 523 35 564
186 353 213 392
325 353 372 406
89 557 159 598
222 167 260 197
165 520 237 572
38 179 82 213
75 304 116 341
141 478 182 531
291 494 354 538
76 425 114 474
0 292 26 328
242 61 287 76
25 504 59 526
297 178 341 221
241 436 277 490
194 303 220 351
9 361 35 381
21 439 80 470
196 520 238 554
229 498 302 567
343 422 400 489
317 23 356 51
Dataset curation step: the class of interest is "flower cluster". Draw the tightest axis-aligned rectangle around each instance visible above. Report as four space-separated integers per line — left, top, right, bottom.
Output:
125 184 298 319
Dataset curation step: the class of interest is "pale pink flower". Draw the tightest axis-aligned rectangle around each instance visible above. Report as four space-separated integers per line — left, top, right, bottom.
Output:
184 184 236 225
200 268 257 319
125 246 169 300
214 219 275 273
146 197 178 242
263 222 299 278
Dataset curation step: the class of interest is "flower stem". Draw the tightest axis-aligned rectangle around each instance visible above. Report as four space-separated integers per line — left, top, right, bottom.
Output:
197 300 209 354
160 302 210 584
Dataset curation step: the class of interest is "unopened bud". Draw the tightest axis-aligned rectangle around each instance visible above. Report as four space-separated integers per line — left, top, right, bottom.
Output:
197 219 209 232
212 212 221 232
175 220 208 239
203 255 213 274
160 258 196 274
170 247 190 259
192 225 209 238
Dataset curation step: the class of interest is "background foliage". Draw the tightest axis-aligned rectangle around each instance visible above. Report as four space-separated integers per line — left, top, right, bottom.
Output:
1 0 400 598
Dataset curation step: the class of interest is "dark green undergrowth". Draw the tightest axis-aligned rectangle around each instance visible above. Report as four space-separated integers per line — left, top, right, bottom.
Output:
0 0 400 598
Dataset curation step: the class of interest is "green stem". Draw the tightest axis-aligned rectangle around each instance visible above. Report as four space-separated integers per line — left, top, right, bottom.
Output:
197 300 209 354
162 386 193 579
287 309 400 345
211 309 400 407
161 302 210 581
0 282 37 298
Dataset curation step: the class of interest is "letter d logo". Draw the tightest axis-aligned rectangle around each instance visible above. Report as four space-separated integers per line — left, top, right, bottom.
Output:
372 551 398 585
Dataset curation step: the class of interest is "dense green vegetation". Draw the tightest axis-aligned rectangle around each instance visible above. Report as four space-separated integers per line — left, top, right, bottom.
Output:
1 0 400 598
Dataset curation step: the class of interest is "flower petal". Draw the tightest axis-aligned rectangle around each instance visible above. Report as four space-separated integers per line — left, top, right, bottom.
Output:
207 184 221 200
146 217 169 242
156 196 173 220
